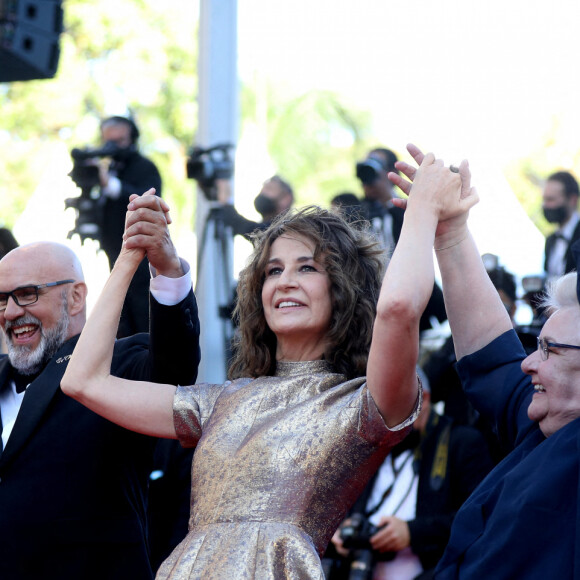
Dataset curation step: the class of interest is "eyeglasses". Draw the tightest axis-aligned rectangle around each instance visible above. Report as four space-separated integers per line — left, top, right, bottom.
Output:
537 336 580 360
0 280 75 311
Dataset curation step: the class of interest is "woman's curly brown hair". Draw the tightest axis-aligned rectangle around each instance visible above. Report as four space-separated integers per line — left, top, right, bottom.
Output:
228 205 384 380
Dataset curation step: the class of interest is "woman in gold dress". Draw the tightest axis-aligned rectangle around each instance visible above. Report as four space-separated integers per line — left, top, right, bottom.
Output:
62 156 472 579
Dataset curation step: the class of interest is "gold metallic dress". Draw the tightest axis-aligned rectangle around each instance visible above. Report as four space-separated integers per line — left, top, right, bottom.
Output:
157 360 418 580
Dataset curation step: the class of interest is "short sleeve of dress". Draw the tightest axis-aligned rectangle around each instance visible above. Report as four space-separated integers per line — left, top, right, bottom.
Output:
173 382 227 448
364 373 423 433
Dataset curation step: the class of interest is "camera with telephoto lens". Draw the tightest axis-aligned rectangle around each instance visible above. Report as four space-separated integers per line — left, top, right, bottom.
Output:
339 513 395 580
68 141 130 190
186 143 234 200
65 142 126 243
340 513 381 550
355 158 385 185
339 514 381 580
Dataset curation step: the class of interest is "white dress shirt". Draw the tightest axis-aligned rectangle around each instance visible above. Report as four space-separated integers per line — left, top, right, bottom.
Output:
366 450 423 580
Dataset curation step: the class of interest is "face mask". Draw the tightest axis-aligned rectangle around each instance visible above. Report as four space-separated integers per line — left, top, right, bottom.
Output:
543 205 568 224
254 193 277 217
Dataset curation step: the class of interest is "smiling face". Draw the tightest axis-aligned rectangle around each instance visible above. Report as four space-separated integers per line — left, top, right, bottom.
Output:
261 234 332 361
0 243 87 374
522 306 580 436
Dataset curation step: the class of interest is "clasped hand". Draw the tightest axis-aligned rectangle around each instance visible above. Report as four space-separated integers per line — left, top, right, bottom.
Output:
119 188 183 277
388 144 479 236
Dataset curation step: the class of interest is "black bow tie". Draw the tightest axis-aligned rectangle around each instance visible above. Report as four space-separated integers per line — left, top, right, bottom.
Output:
10 368 41 394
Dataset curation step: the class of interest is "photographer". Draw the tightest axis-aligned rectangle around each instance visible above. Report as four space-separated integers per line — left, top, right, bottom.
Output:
357 148 402 251
207 175 294 326
542 170 580 280
328 376 493 580
70 115 162 337
185 144 292 239
97 116 162 268
217 175 294 238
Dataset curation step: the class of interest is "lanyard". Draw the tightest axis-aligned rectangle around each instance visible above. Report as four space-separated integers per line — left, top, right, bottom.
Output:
366 451 417 519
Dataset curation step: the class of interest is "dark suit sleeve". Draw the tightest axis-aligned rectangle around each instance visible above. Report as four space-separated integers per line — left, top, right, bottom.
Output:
149 289 200 386
456 329 535 449
112 289 201 386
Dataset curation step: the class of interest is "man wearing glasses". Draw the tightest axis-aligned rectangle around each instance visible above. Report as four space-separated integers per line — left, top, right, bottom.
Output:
0 192 200 580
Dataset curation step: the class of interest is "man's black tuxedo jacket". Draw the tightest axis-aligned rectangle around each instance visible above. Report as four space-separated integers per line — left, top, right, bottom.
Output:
0 291 200 580
544 220 580 275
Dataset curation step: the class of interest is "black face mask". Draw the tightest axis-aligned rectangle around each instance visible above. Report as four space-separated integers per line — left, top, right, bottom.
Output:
254 193 277 217
543 205 568 224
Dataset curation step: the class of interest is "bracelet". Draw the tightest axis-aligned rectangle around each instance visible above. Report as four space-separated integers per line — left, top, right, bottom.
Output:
434 235 467 251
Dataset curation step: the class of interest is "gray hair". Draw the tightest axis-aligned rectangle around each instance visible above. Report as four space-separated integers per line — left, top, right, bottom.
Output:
540 272 579 314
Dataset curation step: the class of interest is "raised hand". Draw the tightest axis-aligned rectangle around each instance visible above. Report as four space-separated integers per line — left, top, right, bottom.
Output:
388 143 479 242
402 143 475 203
122 188 183 278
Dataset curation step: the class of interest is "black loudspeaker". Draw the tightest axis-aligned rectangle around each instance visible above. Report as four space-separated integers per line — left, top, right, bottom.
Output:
0 0 63 82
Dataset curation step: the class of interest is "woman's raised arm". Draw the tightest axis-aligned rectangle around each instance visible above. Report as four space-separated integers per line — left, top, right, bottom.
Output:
396 145 513 360
367 151 478 427
61 189 178 438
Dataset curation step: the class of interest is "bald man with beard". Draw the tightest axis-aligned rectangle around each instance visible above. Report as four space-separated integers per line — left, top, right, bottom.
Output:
0 193 200 580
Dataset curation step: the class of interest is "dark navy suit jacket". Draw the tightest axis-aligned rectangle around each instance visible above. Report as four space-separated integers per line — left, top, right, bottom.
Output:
0 291 200 580
435 330 580 579
544 219 580 275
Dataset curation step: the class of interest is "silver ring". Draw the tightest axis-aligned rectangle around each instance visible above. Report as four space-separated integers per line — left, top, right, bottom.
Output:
449 165 460 173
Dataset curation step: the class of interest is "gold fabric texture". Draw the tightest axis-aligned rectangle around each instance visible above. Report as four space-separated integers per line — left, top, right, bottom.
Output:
158 360 413 579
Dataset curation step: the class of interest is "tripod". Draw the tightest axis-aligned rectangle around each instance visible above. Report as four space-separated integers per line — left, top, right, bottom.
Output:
196 203 236 378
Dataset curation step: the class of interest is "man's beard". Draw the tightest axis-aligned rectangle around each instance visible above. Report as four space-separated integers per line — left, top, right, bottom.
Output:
4 298 70 375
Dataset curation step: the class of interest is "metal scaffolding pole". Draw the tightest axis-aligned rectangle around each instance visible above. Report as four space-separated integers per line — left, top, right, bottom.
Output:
195 0 239 383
